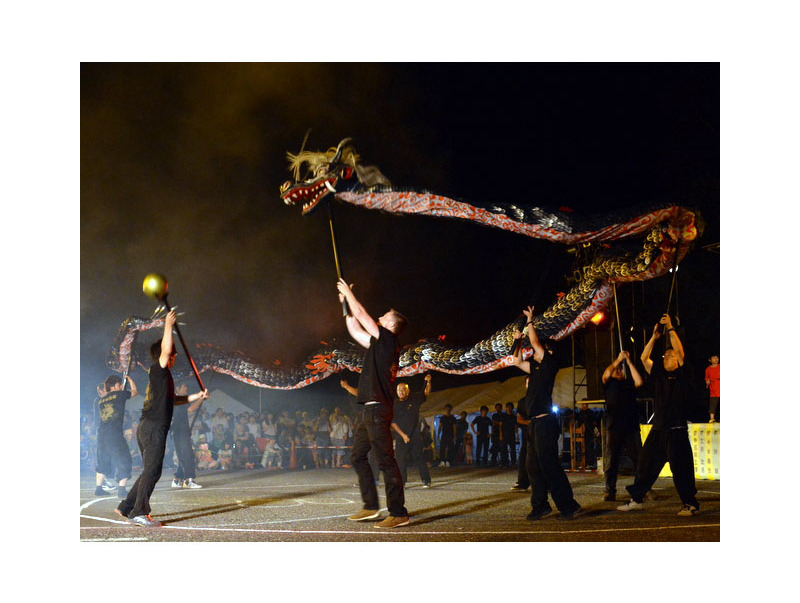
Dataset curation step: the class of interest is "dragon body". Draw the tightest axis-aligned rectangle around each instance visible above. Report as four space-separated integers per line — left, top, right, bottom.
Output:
107 139 700 390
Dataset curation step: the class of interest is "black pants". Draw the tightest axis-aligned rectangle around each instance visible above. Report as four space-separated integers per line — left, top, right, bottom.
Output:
439 437 455 464
351 404 407 517
502 434 517 466
517 429 530 487
526 414 579 515
118 420 169 518
172 425 196 481
626 427 698 508
490 437 501 465
476 435 489 466
395 431 431 485
604 427 642 494
96 429 132 481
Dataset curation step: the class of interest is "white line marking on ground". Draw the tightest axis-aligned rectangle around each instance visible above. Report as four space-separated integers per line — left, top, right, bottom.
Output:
78 522 719 536
82 537 148 541
81 514 130 524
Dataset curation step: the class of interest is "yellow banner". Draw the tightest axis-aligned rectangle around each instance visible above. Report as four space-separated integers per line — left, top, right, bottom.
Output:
639 423 720 481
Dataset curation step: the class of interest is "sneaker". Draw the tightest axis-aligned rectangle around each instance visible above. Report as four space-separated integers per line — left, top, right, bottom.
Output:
171 479 183 488
117 486 127 498
644 490 658 501
510 484 529 491
101 480 117 492
94 486 108 496
375 515 410 528
129 514 162 527
603 491 616 501
557 506 587 521
347 509 381 521
525 507 553 521
183 479 203 489
617 500 643 512
677 504 699 517
422 482 432 488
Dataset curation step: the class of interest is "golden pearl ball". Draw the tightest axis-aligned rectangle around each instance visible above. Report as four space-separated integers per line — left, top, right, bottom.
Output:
142 273 169 299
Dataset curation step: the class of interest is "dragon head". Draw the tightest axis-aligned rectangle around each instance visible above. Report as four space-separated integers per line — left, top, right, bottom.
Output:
279 137 390 215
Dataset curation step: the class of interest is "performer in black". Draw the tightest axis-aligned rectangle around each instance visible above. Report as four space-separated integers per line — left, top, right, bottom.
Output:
617 314 700 516
454 411 469 465
170 382 205 489
95 375 138 498
437 404 457 467
115 310 208 527
601 351 644 501
391 374 432 488
471 406 492 467
502 402 518 468
512 306 583 521
511 377 531 491
337 278 410 528
489 403 505 467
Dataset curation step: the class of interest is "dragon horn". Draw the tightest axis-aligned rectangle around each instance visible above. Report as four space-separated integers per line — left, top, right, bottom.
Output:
330 138 353 165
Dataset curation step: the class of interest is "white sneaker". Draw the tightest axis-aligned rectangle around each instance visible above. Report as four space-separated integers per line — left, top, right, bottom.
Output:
617 500 643 512
171 479 183 488
677 504 699 517
183 479 203 489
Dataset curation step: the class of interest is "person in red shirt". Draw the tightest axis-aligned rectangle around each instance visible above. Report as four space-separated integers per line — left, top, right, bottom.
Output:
705 355 720 422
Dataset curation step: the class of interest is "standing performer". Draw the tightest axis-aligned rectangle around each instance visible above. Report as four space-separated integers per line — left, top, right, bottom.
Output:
336 278 410 528
601 351 644 501
511 377 531 492
391 374 433 488
170 383 205 489
471 406 492 467
95 375 137 498
511 306 583 521
705 355 720 422
437 404 457 467
116 310 208 527
617 315 700 516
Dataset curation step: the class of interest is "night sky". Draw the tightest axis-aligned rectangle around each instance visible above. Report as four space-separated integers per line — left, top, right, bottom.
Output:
80 63 719 412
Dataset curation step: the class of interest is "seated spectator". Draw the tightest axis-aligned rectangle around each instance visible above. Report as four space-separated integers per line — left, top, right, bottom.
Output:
262 413 278 440
246 415 261 439
233 423 256 469
218 442 233 470
195 436 219 470
260 438 281 469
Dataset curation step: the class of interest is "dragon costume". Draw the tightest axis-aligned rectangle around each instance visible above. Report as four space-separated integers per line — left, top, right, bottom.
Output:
106 139 700 390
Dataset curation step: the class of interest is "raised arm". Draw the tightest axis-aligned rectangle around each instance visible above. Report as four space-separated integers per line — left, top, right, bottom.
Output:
340 379 358 397
175 389 209 407
660 314 684 365
423 373 433 397
510 329 531 374
337 279 379 340
159 310 177 368
125 375 138 398
640 323 661 374
523 306 545 363
622 351 644 387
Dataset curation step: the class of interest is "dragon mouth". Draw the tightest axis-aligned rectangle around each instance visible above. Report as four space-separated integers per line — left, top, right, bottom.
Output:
280 176 338 215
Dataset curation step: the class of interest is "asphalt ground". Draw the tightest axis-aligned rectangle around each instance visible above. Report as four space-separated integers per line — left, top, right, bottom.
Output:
79 464 719 542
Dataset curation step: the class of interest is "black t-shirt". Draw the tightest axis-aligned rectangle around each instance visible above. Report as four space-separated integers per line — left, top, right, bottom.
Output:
524 352 559 417
357 325 400 408
471 415 492 437
455 417 468 439
97 389 131 433
604 378 638 431
649 360 689 430
439 414 456 441
393 392 425 435
501 411 517 439
491 411 504 439
141 361 175 426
